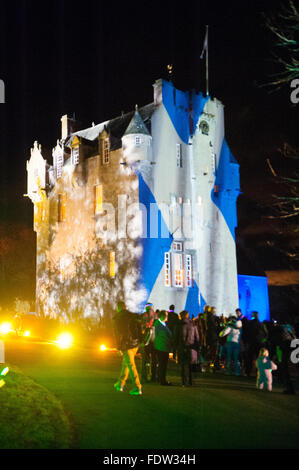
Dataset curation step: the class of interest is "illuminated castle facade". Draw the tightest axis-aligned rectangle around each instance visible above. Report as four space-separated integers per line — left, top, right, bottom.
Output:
26 79 241 320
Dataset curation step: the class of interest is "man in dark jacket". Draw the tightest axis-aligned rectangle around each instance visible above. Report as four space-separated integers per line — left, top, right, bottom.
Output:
113 301 142 395
167 305 180 333
175 310 200 386
167 305 180 362
154 310 173 385
271 319 296 394
205 306 219 370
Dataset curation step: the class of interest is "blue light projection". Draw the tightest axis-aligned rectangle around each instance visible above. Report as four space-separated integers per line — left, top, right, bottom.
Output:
238 274 270 322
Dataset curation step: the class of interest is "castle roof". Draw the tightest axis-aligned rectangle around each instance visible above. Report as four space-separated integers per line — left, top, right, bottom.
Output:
65 103 154 151
123 105 150 137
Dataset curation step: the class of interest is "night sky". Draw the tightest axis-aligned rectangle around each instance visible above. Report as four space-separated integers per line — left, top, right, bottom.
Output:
0 0 298 314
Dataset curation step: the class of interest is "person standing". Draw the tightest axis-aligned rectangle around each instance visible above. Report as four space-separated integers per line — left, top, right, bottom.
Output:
273 319 296 394
244 311 267 376
256 347 277 391
205 306 219 371
167 305 180 361
167 305 180 334
113 301 143 395
236 308 248 373
219 315 242 375
154 310 173 386
140 304 157 382
175 310 200 386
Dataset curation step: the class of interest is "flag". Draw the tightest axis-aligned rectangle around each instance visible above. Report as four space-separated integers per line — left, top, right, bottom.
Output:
200 27 208 59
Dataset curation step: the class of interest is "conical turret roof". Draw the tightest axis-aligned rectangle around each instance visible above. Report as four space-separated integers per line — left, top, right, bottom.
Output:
123 105 150 136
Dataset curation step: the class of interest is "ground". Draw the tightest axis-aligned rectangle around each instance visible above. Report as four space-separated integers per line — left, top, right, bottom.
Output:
3 338 299 449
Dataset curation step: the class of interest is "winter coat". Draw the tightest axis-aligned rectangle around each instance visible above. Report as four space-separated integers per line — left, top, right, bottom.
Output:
175 318 200 364
113 309 142 351
141 310 157 345
206 313 218 345
220 319 242 344
154 319 173 353
167 311 180 333
246 319 267 345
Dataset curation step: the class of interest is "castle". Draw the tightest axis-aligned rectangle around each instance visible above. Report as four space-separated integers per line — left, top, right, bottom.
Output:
26 78 242 320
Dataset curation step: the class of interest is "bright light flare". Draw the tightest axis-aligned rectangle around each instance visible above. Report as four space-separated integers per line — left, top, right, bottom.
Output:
23 331 30 337
56 332 73 349
0 322 12 335
1 367 9 376
99 344 107 351
0 379 5 388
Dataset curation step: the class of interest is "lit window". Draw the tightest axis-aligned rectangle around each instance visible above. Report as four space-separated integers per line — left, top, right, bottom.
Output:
176 143 182 168
164 252 171 287
174 253 184 288
58 193 66 222
94 184 103 214
135 135 141 147
109 251 115 278
72 146 80 165
164 248 193 289
185 254 193 287
173 242 183 252
102 138 110 165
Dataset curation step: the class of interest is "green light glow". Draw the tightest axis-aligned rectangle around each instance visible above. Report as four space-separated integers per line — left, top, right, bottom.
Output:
1 367 9 376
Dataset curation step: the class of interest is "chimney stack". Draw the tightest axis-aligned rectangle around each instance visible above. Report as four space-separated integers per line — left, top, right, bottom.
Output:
153 79 162 106
61 114 78 140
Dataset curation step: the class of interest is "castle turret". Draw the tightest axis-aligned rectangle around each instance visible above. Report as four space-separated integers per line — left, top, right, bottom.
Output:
121 105 152 165
26 141 47 204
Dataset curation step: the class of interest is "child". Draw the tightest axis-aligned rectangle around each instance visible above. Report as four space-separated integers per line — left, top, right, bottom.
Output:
256 348 277 391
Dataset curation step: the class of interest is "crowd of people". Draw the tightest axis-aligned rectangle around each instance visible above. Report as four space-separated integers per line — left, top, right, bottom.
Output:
113 301 297 396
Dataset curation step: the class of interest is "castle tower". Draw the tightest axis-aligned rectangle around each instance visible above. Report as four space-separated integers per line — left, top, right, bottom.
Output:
27 79 240 319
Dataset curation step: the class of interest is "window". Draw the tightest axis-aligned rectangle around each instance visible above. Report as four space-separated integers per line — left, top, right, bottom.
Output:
176 143 182 168
56 153 63 178
174 253 184 287
164 252 171 287
173 241 183 252
94 184 103 214
164 246 193 289
58 193 66 222
135 135 141 147
72 145 80 165
185 254 193 287
109 251 115 278
102 138 110 165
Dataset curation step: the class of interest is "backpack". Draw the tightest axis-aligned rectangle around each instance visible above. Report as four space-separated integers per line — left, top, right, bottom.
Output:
142 326 155 346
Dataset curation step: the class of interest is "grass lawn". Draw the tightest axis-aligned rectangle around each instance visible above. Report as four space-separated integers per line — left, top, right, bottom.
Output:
0 364 73 449
6 343 299 449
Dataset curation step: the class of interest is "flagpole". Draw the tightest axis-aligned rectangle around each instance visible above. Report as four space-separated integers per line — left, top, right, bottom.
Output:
205 25 209 96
